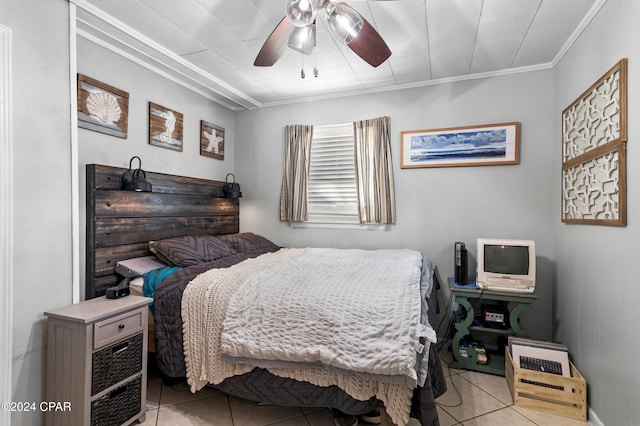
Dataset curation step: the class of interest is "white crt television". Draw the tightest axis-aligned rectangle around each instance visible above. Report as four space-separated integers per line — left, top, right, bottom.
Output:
476 238 536 293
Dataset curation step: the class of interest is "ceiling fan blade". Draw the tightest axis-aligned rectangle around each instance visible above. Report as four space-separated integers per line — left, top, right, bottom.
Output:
347 15 391 67
254 17 294 67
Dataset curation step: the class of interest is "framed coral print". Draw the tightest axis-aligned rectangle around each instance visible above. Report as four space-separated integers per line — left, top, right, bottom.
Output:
561 58 627 226
149 102 184 151
200 120 224 160
77 74 129 138
400 122 519 168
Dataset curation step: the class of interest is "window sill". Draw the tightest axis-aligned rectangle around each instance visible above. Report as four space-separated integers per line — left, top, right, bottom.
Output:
290 222 389 230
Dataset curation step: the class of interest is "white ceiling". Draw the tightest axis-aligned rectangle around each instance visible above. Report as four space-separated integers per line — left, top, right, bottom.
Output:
74 0 602 110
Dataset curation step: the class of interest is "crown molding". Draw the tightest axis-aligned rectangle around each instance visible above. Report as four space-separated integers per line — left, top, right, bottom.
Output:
69 0 607 111
258 62 555 108
552 0 608 67
70 0 261 111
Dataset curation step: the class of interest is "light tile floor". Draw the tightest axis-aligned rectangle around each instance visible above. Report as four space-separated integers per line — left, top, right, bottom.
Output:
141 351 590 426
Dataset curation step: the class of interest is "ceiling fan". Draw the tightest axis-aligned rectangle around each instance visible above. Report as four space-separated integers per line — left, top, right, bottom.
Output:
254 0 393 68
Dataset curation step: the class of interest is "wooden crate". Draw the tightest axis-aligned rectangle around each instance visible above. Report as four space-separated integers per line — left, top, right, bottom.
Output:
505 348 587 421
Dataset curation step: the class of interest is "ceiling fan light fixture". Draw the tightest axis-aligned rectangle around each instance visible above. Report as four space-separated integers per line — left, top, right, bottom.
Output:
327 3 363 44
255 0 390 68
288 24 316 55
285 0 317 27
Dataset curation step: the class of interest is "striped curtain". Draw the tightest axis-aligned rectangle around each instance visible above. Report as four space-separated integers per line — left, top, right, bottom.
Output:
280 124 313 222
354 116 396 224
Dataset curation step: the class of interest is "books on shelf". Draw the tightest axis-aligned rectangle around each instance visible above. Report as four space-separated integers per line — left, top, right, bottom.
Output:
508 336 571 391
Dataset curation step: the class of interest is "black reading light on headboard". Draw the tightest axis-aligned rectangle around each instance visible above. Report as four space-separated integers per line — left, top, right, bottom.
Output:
223 173 242 198
121 156 152 192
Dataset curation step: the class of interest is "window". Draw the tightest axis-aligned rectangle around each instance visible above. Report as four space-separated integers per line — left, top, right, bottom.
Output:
306 123 359 224
282 117 394 226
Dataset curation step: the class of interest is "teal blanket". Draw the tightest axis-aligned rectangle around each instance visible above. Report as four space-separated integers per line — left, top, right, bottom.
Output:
143 266 181 311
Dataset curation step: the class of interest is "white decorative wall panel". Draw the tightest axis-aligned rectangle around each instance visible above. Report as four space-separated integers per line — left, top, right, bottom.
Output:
561 59 627 226
562 151 621 220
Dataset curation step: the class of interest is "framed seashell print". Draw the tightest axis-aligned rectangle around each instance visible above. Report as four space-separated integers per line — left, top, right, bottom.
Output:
77 74 129 138
200 120 224 160
149 102 184 152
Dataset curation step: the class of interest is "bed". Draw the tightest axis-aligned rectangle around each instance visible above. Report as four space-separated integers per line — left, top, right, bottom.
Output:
85 164 446 426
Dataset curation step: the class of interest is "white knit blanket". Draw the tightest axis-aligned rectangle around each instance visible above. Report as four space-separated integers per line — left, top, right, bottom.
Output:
182 248 435 425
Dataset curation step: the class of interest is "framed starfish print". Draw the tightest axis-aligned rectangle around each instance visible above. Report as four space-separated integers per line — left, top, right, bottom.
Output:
200 120 224 160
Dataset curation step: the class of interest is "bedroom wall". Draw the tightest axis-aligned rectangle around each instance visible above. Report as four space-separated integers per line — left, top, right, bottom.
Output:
553 0 639 424
3 2 627 425
76 38 236 181
76 37 236 299
235 70 556 341
0 0 73 425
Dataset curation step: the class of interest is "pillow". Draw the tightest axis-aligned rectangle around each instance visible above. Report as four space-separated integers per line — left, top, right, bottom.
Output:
216 232 280 254
115 256 166 278
148 235 237 267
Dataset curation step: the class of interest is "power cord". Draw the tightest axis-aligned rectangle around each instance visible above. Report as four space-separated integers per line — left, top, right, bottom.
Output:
435 288 507 410
433 281 472 409
436 355 463 408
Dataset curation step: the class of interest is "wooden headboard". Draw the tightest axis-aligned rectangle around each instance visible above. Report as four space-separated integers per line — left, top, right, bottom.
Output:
86 164 240 299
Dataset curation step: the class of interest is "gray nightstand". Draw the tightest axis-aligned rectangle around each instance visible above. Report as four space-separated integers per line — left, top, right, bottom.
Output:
44 295 152 425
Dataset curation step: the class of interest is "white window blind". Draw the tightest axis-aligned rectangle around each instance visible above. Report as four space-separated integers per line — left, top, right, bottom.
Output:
307 124 359 224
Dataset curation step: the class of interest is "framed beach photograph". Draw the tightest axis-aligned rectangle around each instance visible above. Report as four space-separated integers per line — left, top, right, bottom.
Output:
149 102 184 151
400 122 520 168
200 120 224 160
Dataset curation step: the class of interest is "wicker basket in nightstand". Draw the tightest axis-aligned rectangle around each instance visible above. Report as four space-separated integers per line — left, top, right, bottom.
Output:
45 295 152 426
